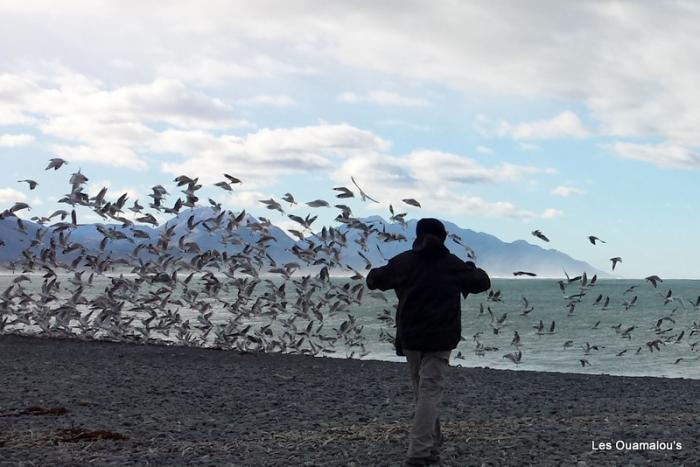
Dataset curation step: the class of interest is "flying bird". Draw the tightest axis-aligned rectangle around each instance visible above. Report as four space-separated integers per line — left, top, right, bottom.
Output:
531 230 549 242
282 193 297 205
259 198 284 214
45 157 68 170
332 187 354 199
645 275 663 288
503 351 522 365
402 198 421 208
17 179 38 190
588 236 606 245
306 199 330 208
223 174 242 184
610 257 622 271
214 181 233 191
350 176 379 203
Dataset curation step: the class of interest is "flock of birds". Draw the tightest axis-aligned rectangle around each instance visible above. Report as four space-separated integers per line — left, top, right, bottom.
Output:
485 232 700 369
0 159 434 358
1 158 699 373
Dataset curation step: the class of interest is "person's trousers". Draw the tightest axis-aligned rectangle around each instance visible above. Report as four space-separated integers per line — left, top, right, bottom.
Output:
404 349 451 459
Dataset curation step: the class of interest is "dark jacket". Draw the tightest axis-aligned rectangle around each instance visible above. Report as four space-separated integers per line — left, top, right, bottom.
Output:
366 234 490 355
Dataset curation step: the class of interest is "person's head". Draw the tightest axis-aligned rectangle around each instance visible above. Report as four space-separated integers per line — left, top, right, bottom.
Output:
415 218 447 243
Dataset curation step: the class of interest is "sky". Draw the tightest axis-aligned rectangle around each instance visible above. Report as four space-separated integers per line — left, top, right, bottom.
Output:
0 1 699 278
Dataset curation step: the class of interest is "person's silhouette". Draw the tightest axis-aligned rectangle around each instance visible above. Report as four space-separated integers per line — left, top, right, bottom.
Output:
367 218 490 466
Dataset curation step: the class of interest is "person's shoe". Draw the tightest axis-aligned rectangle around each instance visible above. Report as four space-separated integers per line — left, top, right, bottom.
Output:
402 454 440 466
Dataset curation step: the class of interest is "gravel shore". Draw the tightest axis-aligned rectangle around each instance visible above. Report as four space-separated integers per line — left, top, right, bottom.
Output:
1 334 698 466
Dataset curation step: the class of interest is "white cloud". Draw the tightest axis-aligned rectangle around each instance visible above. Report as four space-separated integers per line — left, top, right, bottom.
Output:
332 149 557 219
408 150 544 184
0 187 27 204
4 2 700 148
433 192 561 220
52 144 147 170
155 55 315 87
0 133 34 147
0 68 255 169
518 142 540 151
484 111 591 140
605 142 700 170
475 145 494 155
335 149 550 194
223 190 271 210
541 208 563 218
551 185 585 197
375 120 431 131
237 94 295 107
339 90 429 107
158 123 391 184
11 70 231 124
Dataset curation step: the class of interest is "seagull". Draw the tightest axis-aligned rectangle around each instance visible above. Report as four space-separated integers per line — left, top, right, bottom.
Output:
533 320 545 334
402 198 421 208
503 351 522 365
610 257 622 271
9 202 30 213
306 199 330 208
487 289 502 302
223 174 242 184
488 307 507 334
17 179 38 190
45 157 68 170
646 339 665 352
691 296 700 311
513 271 537 277
350 176 379 203
332 187 354 199
520 296 534 315
531 230 549 242
511 331 521 347
581 342 603 355
259 198 284 214
281 193 297 205
214 181 233 191
588 236 606 245
619 326 635 339
645 275 663 288
623 295 638 311
662 289 674 305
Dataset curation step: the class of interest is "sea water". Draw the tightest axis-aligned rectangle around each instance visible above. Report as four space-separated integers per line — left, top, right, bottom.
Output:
2 274 699 379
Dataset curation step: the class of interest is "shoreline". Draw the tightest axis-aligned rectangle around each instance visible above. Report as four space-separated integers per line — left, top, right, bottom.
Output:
2 334 700 466
3 329 699 382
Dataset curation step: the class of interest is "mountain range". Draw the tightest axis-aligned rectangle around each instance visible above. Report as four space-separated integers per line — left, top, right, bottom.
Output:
0 207 607 278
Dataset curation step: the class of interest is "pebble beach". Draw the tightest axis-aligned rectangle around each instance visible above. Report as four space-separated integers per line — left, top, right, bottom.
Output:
1 334 698 466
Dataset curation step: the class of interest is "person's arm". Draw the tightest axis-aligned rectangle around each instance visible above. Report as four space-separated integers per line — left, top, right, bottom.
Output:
460 260 491 295
366 259 398 291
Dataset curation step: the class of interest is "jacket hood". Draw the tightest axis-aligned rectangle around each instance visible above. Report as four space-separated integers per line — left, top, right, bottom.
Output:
412 234 449 256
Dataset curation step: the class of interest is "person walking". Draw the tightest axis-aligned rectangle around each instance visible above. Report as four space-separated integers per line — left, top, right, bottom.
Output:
366 218 490 466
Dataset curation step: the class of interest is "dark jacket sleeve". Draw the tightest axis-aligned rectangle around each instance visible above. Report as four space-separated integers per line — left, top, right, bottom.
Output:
460 261 491 295
366 260 399 291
